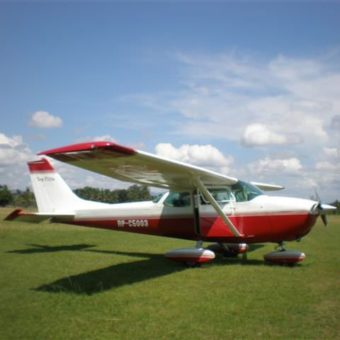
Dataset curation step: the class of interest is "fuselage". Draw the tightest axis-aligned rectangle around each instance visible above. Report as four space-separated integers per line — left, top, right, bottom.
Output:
60 192 318 243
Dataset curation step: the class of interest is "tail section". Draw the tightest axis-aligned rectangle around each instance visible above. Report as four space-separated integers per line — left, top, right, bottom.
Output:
28 158 86 213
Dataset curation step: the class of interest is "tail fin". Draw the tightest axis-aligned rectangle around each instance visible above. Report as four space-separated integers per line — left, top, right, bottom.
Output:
28 158 85 213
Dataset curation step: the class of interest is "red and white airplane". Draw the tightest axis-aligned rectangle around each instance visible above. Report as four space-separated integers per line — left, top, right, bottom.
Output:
5 141 335 266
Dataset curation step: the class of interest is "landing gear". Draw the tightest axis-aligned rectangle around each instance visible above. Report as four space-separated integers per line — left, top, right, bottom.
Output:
264 242 305 265
276 241 286 252
195 240 203 249
207 242 249 258
185 240 205 267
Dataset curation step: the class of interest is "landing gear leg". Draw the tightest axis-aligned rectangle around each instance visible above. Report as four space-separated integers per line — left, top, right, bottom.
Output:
219 243 239 258
277 241 286 252
196 240 203 249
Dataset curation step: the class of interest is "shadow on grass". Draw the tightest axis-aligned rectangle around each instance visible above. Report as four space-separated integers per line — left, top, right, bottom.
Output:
247 244 265 252
213 254 265 266
35 252 184 295
7 243 96 254
8 243 294 295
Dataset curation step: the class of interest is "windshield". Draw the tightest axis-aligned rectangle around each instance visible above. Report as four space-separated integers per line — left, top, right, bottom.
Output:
231 181 263 202
152 193 165 203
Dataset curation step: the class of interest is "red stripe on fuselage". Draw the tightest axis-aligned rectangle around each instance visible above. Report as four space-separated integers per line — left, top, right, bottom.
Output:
67 212 317 243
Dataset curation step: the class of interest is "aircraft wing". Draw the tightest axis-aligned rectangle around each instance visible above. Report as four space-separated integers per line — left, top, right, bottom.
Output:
39 141 238 191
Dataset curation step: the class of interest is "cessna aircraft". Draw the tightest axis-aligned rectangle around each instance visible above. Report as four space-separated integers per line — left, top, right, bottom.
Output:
5 141 335 266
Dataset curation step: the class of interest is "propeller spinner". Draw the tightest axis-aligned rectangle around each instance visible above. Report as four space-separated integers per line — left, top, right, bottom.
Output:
311 201 336 226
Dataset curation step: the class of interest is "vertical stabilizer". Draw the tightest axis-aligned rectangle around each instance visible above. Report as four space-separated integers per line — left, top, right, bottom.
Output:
28 158 84 213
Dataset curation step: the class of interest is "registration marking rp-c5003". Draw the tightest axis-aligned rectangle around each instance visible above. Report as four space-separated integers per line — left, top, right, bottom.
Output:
117 219 149 228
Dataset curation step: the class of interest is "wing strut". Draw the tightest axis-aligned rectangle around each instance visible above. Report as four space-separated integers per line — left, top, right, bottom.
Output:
191 189 201 237
194 178 243 237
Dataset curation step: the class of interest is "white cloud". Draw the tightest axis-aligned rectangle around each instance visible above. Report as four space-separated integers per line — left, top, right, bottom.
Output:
249 157 303 175
155 143 233 174
0 133 33 166
116 51 340 200
167 52 339 148
75 134 118 144
241 123 290 147
30 111 63 128
0 133 23 148
0 133 34 189
93 135 117 143
315 161 339 172
323 147 339 159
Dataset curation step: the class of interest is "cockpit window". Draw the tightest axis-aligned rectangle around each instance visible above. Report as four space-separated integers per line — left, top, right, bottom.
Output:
163 182 262 208
231 181 263 202
164 192 191 207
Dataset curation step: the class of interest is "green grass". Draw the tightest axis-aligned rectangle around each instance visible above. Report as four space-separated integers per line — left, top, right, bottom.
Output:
0 207 339 339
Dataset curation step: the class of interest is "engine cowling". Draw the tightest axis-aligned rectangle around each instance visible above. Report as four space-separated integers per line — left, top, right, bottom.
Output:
165 248 215 266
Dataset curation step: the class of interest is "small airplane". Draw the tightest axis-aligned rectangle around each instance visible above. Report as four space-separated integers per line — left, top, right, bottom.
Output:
5 141 336 266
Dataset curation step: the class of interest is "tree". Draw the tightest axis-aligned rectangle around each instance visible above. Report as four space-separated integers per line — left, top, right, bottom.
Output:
0 185 13 206
13 188 36 208
73 185 152 203
329 200 340 215
127 185 152 202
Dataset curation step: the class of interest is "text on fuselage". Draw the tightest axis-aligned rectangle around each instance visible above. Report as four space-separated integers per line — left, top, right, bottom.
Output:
117 219 149 228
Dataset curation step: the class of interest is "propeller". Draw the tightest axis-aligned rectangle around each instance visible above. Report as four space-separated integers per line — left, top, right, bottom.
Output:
311 190 336 226
314 202 328 226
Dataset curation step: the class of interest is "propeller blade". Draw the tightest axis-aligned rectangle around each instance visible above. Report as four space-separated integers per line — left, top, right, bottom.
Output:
320 213 328 226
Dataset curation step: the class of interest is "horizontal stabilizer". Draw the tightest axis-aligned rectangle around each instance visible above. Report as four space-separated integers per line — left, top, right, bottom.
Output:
4 209 74 223
4 209 50 223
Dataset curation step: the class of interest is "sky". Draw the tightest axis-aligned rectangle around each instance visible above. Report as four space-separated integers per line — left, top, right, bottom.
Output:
1 1 340 201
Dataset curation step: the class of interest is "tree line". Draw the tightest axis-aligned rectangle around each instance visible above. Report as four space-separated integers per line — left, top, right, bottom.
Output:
0 184 339 214
0 184 153 208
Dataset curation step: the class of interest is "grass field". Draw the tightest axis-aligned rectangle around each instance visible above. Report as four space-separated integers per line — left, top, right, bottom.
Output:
0 207 339 339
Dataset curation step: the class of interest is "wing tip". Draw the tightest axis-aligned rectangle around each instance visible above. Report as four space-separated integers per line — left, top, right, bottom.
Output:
251 181 285 191
38 141 136 157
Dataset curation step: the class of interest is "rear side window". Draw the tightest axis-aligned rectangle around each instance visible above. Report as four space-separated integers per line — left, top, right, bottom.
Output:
164 192 191 207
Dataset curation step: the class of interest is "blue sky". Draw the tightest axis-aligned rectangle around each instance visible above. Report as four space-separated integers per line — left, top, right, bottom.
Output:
1 2 340 201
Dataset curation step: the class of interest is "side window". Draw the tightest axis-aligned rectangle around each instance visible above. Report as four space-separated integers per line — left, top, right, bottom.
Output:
164 192 191 207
